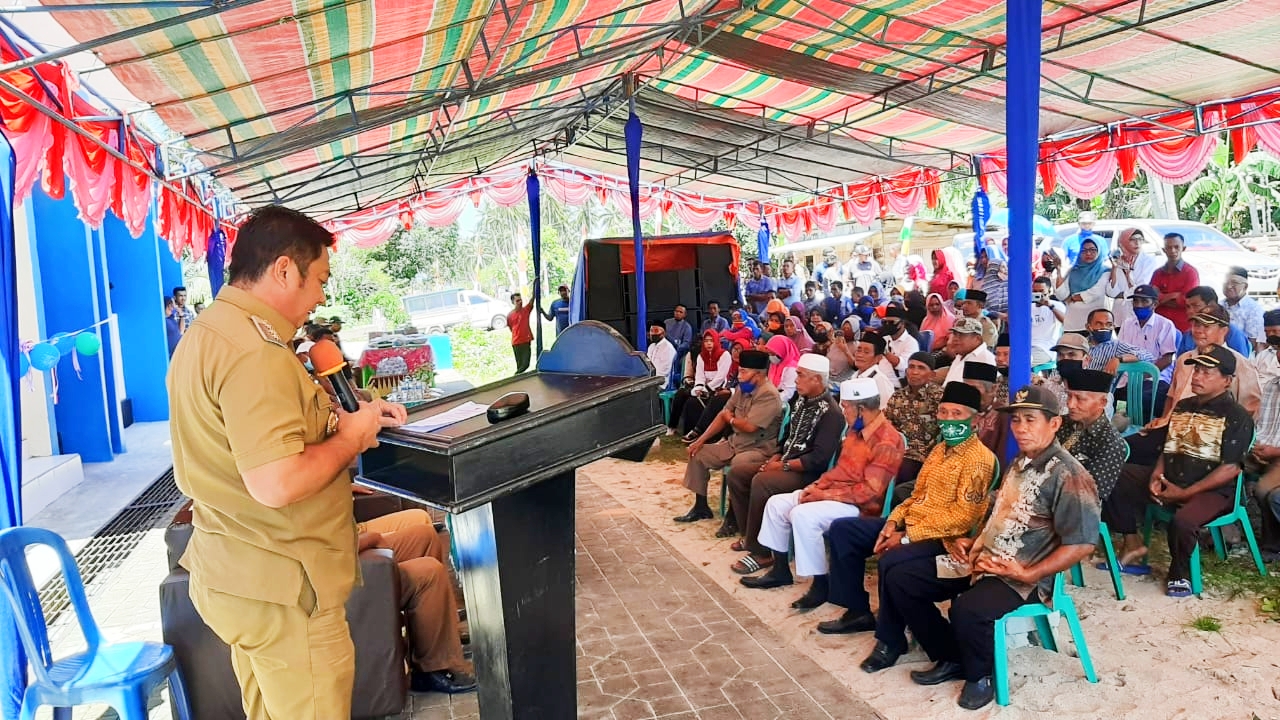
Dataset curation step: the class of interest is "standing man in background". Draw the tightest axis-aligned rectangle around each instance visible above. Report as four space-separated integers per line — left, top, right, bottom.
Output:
164 296 183 357
1149 233 1199 334
173 285 196 336
507 291 536 374
169 205 408 720
544 284 572 336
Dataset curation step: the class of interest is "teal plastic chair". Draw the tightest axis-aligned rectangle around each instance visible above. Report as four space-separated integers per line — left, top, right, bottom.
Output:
993 571 1097 706
0 526 192 720
1116 361 1160 433
879 432 909 519
1070 444 1128 600
1142 471 1267 596
1031 361 1056 375
719 403 791 518
658 389 676 425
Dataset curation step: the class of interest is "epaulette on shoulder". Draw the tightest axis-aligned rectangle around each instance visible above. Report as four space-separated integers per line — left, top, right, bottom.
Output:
250 315 288 348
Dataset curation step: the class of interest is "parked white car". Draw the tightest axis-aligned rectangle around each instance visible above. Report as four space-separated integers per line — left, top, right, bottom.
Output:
402 288 510 333
1052 220 1280 299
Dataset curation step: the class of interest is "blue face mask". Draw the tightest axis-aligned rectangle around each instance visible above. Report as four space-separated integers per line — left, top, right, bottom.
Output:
1133 306 1154 323
738 381 757 395
303 361 314 372
852 412 865 431
1090 329 1113 344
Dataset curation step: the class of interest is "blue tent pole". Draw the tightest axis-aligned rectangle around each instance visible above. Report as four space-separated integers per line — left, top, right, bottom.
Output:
0 130 26 720
527 168 544 356
1006 2 1041 411
625 93 647 351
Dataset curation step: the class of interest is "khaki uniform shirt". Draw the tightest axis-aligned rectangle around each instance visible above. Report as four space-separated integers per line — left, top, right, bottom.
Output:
723 381 783 454
169 286 358 611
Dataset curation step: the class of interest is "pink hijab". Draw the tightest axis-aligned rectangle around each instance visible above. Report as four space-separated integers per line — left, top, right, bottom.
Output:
765 334 801 387
784 316 814 352
920 292 955 349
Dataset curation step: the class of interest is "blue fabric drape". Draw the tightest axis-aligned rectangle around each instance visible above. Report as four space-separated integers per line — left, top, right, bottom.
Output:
207 226 226 298
971 187 991 262
1005 0 1042 459
756 212 770 262
625 104 647 351
0 131 27 720
527 170 544 355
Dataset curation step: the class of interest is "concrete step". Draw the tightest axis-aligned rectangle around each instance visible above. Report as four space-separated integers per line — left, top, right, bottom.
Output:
21 453 84 522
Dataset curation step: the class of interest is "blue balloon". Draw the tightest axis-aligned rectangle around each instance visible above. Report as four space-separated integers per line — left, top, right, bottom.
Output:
18 352 29 377
29 343 60 371
51 332 75 357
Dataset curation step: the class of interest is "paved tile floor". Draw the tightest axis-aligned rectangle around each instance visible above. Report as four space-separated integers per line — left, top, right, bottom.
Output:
32 474 874 719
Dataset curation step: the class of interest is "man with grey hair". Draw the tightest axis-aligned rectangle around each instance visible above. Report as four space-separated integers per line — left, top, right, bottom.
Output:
726 354 843 573
739 378 905 596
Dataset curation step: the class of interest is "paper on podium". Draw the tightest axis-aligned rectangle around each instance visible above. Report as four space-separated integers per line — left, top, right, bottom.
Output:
399 401 489 434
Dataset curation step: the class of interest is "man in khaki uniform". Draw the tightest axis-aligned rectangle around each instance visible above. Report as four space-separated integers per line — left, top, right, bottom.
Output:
675 350 783 522
168 205 406 720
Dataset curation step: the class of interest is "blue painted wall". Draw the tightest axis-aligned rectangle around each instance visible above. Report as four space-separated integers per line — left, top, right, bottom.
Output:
89 226 124 454
103 212 170 422
29 184 114 462
23 201 58 454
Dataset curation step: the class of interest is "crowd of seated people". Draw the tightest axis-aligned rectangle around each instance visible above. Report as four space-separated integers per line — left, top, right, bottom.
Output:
648 240 1280 709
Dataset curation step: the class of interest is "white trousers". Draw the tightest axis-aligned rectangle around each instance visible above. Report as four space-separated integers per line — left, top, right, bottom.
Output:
756 490 862 577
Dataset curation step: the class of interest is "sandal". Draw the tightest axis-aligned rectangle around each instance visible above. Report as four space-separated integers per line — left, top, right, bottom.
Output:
731 554 773 575
730 539 747 552
715 523 739 538
1165 579 1193 598
1095 561 1152 576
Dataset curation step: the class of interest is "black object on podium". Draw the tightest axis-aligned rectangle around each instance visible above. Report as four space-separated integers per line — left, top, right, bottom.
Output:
357 321 664 719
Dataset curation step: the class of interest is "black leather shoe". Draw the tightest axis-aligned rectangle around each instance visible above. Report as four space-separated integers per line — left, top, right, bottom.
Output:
910 660 965 686
790 588 827 610
674 507 713 522
740 573 792 589
714 522 739 538
858 641 902 673
411 669 478 695
958 677 995 710
817 610 876 634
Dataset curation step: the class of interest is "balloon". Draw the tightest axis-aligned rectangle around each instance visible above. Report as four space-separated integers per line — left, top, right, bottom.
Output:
29 343 60 371
51 332 75 356
18 353 29 377
75 332 101 356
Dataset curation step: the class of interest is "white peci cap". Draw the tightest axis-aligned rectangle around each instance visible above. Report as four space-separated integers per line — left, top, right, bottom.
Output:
839 378 879 402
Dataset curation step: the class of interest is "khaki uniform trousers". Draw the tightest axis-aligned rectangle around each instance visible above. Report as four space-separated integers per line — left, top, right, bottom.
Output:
190 574 354 720
359 509 466 673
682 440 770 497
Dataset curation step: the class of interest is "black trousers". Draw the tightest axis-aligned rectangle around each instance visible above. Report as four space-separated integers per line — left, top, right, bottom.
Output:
1103 463 1153 535
879 557 1031 681
512 342 532 374
1124 426 1168 467
871 540 952 654
825 516 887 615
668 388 703 431
693 393 732 435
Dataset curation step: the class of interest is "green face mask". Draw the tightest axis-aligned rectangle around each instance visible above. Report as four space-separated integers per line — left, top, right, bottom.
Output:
938 418 973 447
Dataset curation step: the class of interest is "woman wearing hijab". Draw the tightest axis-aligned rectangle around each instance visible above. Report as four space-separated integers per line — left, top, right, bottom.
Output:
903 290 928 328
667 330 733 436
928 248 955 299
921 292 955 351
721 309 757 348
784 315 815 352
1053 235 1111 332
681 338 753 442
762 311 788 340
826 318 859 382
763 334 802 402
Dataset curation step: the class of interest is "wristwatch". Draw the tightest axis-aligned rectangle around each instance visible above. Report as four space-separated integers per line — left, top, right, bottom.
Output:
900 535 910 545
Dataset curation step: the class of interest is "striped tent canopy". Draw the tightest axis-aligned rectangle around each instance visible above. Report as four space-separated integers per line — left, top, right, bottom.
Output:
29 0 1280 221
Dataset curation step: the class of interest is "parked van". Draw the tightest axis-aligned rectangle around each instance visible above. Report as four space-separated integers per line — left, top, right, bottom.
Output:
402 288 509 333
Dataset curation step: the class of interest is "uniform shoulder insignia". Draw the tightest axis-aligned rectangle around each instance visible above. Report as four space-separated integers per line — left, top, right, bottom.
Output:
250 315 288 348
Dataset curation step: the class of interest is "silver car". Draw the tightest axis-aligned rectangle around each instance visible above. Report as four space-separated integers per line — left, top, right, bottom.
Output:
1052 220 1280 299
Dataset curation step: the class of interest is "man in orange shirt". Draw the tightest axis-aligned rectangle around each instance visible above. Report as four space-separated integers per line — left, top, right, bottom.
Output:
506 291 536 374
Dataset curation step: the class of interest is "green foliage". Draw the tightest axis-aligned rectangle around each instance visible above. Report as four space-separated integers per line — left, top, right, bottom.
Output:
1180 146 1280 234
448 324 515 386
366 224 464 290
1188 615 1222 632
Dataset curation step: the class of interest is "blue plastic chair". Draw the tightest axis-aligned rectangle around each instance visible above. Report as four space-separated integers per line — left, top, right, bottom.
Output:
1116 361 1160 433
1142 471 1267 596
993 572 1097 706
0 526 191 720
1070 444 1127 600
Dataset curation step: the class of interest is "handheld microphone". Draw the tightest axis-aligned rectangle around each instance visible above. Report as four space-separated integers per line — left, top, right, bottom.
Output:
309 339 361 412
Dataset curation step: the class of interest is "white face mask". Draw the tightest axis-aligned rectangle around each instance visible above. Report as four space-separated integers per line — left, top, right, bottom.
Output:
770 356 782 365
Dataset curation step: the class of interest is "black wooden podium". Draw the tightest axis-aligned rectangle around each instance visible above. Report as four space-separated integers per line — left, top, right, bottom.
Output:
356 321 664 719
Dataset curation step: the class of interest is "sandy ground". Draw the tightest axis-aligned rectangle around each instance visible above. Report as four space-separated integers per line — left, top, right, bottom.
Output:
581 444 1280 720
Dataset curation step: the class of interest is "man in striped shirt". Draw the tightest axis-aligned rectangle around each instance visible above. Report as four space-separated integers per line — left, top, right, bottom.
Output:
1085 308 1153 374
